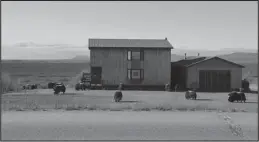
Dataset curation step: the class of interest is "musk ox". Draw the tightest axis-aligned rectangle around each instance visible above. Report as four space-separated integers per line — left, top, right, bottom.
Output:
185 90 197 100
53 83 66 95
48 82 56 89
228 91 246 103
23 84 37 90
75 83 81 91
31 84 38 89
114 91 123 102
23 85 28 90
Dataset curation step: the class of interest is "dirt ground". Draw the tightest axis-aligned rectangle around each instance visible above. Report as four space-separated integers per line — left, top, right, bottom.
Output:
2 89 257 140
2 89 258 112
2 111 257 140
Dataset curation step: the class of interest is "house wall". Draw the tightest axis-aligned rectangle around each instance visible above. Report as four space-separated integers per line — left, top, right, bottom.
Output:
142 49 171 85
186 58 242 90
90 48 171 85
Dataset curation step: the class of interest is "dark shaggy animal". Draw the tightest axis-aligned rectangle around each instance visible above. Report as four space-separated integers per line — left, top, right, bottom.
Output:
185 90 197 100
23 85 27 90
114 91 123 102
48 82 56 89
228 91 246 103
23 84 37 90
31 84 38 89
53 83 66 95
75 83 81 91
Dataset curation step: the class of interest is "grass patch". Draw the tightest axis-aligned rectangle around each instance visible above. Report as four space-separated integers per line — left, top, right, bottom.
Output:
3 102 252 113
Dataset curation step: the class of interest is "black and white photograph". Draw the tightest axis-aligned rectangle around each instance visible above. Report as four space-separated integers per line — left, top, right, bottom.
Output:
1 1 258 141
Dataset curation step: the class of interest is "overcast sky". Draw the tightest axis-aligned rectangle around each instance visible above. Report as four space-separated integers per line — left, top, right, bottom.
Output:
2 1 257 59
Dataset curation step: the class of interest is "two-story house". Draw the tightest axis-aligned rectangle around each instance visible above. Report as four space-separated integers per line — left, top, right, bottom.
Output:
88 38 173 90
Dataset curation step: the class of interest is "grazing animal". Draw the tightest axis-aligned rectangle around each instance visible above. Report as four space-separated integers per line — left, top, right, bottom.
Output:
23 84 37 90
24 84 31 90
31 84 37 89
114 91 123 102
53 83 66 95
22 85 27 90
228 91 246 103
75 83 81 91
185 90 197 100
48 82 56 89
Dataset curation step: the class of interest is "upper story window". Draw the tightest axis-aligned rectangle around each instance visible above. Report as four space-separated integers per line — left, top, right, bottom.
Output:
127 50 131 60
132 51 140 60
127 50 144 61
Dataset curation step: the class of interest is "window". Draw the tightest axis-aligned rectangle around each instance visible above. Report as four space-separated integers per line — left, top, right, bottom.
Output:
127 69 144 80
127 51 131 60
132 51 140 60
127 50 144 61
132 70 140 79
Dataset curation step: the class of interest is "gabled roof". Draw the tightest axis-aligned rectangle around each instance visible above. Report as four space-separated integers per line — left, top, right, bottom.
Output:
88 38 173 49
171 56 245 68
171 57 207 66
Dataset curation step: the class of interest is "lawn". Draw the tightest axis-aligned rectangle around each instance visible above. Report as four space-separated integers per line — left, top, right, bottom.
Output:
2 89 258 112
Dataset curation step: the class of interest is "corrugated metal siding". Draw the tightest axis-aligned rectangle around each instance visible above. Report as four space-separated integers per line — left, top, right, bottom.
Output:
142 49 171 85
90 48 128 85
131 60 142 69
186 58 242 89
90 48 171 85
89 38 173 48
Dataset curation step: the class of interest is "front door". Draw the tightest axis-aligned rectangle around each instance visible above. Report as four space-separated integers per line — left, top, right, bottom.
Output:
91 67 102 84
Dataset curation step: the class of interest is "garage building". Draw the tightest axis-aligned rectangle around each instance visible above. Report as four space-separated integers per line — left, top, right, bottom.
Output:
171 56 245 92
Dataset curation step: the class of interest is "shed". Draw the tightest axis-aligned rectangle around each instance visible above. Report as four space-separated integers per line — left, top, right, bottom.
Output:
171 56 245 92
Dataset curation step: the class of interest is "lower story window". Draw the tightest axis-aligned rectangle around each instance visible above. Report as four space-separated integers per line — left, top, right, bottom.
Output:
128 69 144 80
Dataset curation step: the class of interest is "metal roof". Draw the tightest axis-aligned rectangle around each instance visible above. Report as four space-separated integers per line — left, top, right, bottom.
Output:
171 57 207 66
171 56 245 68
88 38 173 49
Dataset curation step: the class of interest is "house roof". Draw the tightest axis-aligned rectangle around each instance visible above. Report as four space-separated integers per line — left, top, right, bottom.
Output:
171 56 245 68
88 38 173 49
171 57 207 66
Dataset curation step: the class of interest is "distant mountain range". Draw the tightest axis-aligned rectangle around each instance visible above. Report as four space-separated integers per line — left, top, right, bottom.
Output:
69 52 257 64
71 55 90 61
2 52 257 65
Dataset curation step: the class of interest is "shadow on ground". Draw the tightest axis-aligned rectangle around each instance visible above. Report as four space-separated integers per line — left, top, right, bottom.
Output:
244 102 258 104
119 101 141 103
195 99 213 101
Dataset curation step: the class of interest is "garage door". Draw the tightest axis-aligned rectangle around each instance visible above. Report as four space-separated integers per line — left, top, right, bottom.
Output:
199 70 231 92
